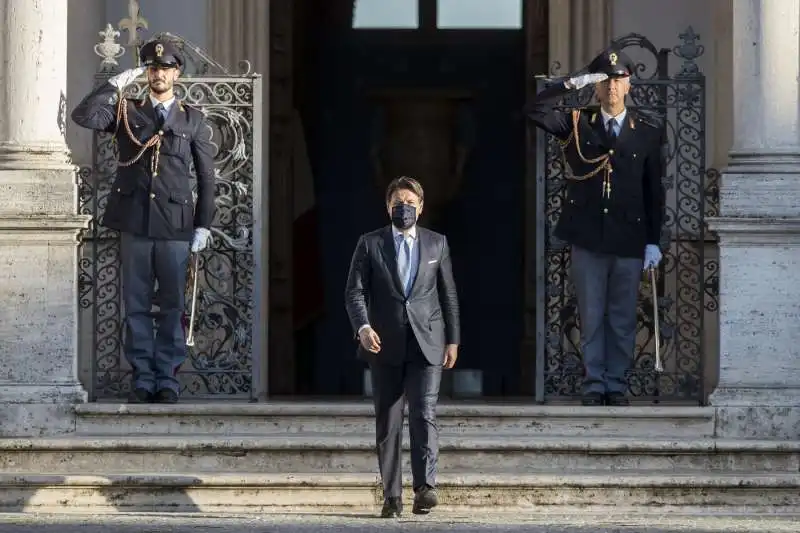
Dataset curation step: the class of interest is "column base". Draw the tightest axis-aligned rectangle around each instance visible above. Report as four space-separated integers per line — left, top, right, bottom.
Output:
0 211 90 437
711 388 800 440
0 383 87 437
721 152 800 217
0 142 73 171
707 216 800 440
0 168 82 216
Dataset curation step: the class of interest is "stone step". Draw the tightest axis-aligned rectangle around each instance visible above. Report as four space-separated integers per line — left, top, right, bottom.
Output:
2 435 798 474
2 472 799 513
74 402 715 438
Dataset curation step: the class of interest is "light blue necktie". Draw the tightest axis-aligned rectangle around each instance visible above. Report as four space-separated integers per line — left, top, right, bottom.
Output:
155 103 168 126
397 234 412 296
607 118 618 140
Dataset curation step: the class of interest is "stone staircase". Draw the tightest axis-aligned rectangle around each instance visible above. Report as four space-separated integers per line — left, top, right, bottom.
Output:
1 402 799 513
74 402 714 437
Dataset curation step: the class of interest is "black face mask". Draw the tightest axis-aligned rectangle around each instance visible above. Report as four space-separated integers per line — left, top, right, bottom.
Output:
391 204 417 230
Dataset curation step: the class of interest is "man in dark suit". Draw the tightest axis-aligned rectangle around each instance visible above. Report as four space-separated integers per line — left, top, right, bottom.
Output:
71 39 216 404
344 176 460 518
527 47 666 406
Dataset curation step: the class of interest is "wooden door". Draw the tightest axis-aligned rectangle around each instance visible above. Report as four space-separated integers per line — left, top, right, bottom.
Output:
369 88 472 229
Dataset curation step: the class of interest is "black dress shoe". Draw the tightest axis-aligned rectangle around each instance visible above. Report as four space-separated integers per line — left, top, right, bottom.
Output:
380 497 402 518
412 486 438 515
581 392 605 406
606 392 630 406
154 389 179 404
128 388 153 404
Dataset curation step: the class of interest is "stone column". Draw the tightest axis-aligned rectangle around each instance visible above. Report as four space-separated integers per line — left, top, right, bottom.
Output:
708 0 800 439
0 0 90 436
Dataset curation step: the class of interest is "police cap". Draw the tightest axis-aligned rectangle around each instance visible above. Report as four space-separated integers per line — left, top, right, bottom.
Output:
139 39 183 69
587 48 635 78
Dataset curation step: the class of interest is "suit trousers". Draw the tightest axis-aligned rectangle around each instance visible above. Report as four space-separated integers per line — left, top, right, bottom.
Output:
120 232 190 394
370 326 443 498
571 245 642 395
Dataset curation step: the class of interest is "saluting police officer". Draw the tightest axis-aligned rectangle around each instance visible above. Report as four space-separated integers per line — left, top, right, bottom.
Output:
72 39 216 404
528 47 666 406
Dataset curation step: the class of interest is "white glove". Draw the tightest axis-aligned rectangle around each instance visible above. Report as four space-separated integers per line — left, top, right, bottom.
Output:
565 72 608 90
191 228 212 253
643 244 662 270
108 67 146 90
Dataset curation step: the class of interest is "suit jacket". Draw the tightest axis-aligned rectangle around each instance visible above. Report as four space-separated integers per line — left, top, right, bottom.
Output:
344 226 460 366
528 82 666 258
71 82 216 241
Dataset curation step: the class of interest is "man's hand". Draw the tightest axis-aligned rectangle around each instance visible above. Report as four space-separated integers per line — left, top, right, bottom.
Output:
108 67 146 90
643 244 662 270
191 228 212 252
565 72 608 90
358 326 381 354
443 344 458 369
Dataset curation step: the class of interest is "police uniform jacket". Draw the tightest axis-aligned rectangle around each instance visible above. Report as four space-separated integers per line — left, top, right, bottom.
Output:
71 82 216 242
528 82 665 259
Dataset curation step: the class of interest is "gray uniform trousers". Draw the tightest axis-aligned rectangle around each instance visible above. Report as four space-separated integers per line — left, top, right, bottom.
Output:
120 231 191 394
571 245 643 395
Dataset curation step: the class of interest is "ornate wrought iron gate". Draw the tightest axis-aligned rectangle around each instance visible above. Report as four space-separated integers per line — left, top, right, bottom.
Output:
78 31 264 400
534 30 719 403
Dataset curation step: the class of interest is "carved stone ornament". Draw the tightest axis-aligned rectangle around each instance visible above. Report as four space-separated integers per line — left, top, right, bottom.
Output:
94 24 125 71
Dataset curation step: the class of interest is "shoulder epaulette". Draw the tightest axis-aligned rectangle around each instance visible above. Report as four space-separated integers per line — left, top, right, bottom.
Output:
180 101 201 113
633 109 665 129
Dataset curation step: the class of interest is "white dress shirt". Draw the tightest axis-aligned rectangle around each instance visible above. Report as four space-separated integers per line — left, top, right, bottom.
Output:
601 108 627 136
150 95 176 113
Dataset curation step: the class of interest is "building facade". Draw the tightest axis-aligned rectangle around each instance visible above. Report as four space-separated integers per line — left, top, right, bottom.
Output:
0 0 797 439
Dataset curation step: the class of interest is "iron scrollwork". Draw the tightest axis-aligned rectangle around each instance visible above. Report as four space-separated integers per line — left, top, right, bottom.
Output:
79 30 260 399
536 29 719 402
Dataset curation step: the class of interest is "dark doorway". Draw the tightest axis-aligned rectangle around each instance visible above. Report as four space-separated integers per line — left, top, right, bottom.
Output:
291 0 535 397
